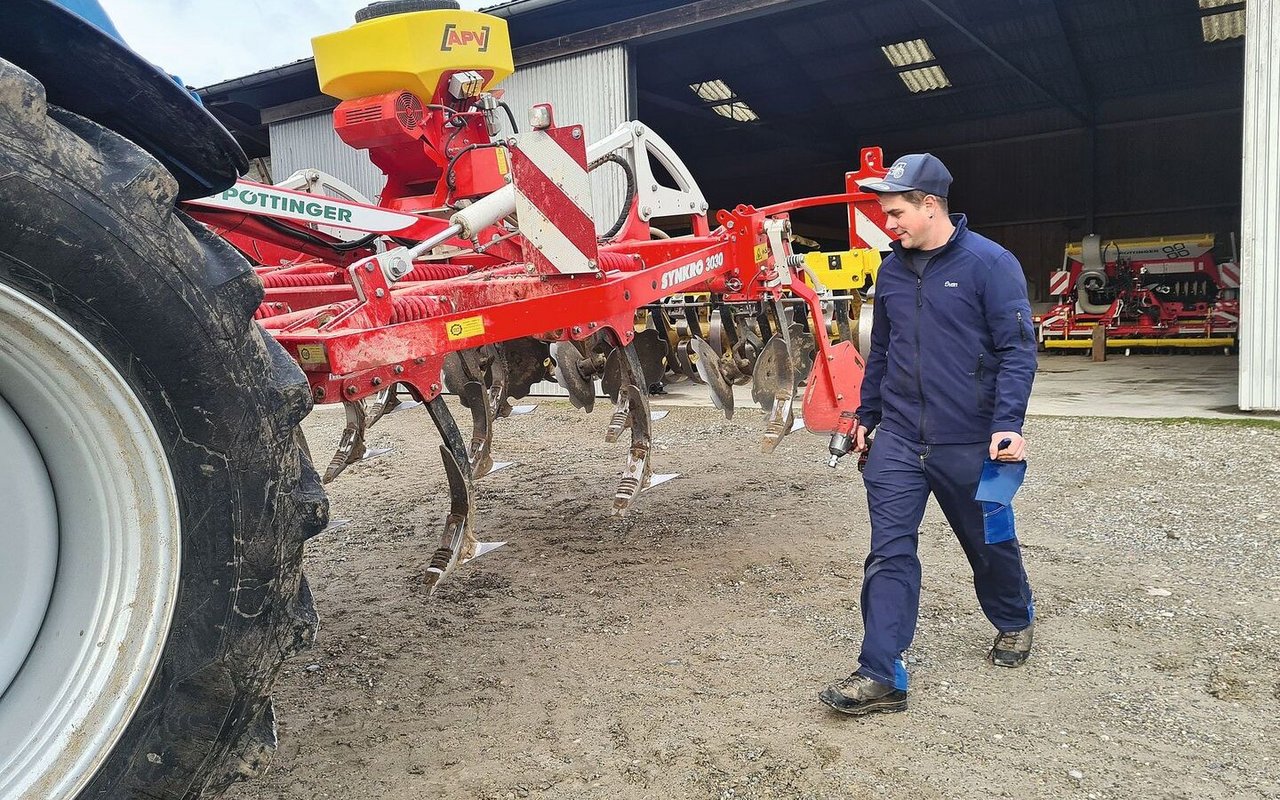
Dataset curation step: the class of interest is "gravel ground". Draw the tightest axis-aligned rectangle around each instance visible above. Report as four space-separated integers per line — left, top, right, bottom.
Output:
227 401 1280 800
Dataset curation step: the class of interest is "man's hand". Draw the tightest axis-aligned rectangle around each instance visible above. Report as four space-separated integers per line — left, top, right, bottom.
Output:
990 431 1026 461
854 425 871 452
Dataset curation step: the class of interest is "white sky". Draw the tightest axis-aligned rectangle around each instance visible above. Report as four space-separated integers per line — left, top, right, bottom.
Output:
99 0 489 87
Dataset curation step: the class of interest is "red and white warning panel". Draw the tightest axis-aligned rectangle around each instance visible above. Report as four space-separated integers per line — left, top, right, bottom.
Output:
1048 270 1072 297
510 114 599 275
845 148 896 252
1218 261 1240 289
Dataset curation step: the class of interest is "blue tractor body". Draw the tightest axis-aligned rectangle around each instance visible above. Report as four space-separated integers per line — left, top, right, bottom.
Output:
1 0 245 199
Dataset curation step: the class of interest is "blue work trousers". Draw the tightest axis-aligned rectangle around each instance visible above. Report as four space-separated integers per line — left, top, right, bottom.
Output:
856 428 1034 690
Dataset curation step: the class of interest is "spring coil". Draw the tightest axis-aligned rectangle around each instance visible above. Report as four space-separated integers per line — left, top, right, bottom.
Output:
253 302 291 320
597 251 644 272
403 264 469 282
391 296 451 324
259 271 345 288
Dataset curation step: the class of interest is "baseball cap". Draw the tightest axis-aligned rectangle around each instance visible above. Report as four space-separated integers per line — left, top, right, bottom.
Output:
856 153 952 197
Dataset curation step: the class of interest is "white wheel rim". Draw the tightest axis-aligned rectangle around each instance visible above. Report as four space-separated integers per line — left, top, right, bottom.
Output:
0 283 180 798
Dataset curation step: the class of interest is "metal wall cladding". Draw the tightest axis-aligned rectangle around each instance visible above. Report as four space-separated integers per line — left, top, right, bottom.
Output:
268 112 386 203
500 45 631 236
1241 0 1279 410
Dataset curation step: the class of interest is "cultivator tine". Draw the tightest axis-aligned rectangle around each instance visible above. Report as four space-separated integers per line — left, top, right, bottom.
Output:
551 341 596 412
422 396 502 592
460 381 494 479
760 390 797 453
423 444 474 593
755 306 776 345
613 383 653 515
605 390 631 443
323 400 369 484
649 307 687 385
452 345 536 481
604 340 648 442
446 347 511 418
689 335 734 419
483 344 514 421
833 293 854 343
601 346 623 404
674 339 704 383
752 317 801 454
683 302 704 339
788 323 816 386
426 396 472 501
442 350 480 397
365 387 395 428
365 383 422 428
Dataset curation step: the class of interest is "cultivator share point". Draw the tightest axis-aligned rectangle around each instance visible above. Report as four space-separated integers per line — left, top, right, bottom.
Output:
183 3 889 590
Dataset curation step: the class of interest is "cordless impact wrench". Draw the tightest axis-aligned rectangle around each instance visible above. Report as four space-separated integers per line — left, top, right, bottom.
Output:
827 410 869 471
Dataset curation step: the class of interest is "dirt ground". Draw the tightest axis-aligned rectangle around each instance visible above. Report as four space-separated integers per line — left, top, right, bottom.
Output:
228 400 1280 800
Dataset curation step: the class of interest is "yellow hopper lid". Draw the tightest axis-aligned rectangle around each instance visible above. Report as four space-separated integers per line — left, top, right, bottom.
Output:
313 9 514 101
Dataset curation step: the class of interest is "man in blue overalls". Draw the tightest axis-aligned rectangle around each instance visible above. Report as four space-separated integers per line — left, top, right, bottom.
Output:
819 154 1038 716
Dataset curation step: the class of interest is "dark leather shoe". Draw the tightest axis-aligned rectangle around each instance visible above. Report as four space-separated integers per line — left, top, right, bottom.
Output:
989 623 1034 667
819 673 907 716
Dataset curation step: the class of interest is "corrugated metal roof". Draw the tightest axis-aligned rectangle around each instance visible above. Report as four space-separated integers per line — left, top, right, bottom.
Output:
202 0 1246 189
639 0 1242 138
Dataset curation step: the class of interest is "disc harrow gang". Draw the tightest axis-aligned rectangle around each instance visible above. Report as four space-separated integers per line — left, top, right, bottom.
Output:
181 10 892 590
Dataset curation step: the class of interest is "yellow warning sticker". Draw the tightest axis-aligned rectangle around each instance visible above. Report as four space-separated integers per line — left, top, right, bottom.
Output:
296 344 328 366
754 243 770 264
495 148 509 176
446 315 486 341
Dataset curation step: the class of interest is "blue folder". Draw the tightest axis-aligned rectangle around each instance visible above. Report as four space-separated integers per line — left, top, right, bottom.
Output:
974 459 1027 544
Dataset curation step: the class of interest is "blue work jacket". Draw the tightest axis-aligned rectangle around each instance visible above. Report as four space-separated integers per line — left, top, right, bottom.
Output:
856 214 1037 444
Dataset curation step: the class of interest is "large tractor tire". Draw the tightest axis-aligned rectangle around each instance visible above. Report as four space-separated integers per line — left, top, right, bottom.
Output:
0 58 326 799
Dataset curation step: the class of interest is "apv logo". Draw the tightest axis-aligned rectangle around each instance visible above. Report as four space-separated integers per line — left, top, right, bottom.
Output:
660 253 723 290
889 160 907 179
441 23 491 52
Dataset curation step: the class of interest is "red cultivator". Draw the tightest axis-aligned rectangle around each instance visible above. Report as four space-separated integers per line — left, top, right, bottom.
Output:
182 6 888 591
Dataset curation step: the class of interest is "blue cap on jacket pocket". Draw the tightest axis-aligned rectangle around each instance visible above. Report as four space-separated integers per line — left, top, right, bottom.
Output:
856 153 953 198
